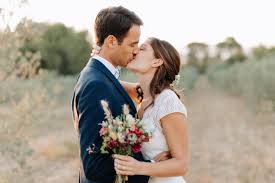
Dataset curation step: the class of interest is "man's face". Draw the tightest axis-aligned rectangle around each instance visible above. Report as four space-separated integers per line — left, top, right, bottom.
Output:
115 25 141 67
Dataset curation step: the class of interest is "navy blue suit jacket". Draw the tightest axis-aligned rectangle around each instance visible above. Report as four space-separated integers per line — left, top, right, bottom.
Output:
72 58 150 183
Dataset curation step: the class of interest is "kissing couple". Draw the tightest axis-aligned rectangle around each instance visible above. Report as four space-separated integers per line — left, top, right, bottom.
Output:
72 6 188 183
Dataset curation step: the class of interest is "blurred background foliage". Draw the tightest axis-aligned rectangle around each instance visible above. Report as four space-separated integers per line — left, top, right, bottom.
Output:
1 4 275 111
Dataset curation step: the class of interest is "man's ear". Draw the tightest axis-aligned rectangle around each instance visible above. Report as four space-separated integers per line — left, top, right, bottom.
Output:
152 58 164 68
105 35 118 48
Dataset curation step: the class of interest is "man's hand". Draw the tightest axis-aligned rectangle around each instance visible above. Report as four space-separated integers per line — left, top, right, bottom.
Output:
153 151 171 162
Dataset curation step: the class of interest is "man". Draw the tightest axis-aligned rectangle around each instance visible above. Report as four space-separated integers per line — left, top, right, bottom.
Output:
72 6 163 183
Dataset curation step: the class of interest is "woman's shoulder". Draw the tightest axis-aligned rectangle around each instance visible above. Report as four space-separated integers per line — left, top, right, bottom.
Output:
155 89 187 118
156 89 180 102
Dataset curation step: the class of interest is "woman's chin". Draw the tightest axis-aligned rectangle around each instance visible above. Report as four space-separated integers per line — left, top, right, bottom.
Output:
128 68 138 74
126 64 145 74
126 64 136 72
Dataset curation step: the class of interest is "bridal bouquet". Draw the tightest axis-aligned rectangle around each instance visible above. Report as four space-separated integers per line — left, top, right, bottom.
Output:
87 100 152 183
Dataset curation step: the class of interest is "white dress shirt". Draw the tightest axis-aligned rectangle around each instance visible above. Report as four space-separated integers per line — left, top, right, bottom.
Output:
93 55 120 79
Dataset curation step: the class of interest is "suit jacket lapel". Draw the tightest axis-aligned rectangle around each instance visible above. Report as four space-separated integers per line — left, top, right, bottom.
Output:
87 58 137 113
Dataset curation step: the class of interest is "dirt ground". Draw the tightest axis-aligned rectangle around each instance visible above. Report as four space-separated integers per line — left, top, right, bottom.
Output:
1 76 274 183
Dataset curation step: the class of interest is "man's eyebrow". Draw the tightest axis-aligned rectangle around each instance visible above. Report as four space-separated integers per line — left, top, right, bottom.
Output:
132 40 139 45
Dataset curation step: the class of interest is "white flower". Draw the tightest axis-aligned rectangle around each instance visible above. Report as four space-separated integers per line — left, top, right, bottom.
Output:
123 104 130 115
101 100 113 122
126 114 136 126
117 132 126 143
108 124 113 131
130 124 136 131
127 133 138 144
101 121 108 128
113 118 123 126
117 126 123 132
101 100 109 111
174 74 180 86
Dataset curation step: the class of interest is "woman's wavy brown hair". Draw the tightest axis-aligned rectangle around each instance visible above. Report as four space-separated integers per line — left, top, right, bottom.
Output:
144 37 181 110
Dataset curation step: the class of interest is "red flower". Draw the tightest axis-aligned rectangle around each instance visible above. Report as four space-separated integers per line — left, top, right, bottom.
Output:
134 128 142 138
143 136 150 142
132 144 141 153
107 139 118 149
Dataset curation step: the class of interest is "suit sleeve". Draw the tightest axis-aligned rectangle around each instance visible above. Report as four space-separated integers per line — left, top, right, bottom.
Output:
77 81 116 183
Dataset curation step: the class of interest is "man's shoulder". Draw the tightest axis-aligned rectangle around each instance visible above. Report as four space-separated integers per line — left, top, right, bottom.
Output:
74 68 109 97
80 64 100 79
78 66 107 85
78 77 109 94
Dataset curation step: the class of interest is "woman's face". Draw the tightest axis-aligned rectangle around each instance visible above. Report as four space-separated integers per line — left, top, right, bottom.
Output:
126 39 156 74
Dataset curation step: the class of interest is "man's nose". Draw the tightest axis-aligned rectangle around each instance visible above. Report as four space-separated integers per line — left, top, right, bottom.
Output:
133 46 140 55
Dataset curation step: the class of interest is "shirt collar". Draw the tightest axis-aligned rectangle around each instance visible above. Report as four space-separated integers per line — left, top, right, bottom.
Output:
93 55 120 79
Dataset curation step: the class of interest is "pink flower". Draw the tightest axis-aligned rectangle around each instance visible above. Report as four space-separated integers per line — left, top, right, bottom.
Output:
126 128 130 134
99 127 108 136
86 144 96 154
132 144 141 153
130 124 136 131
137 137 143 143
86 147 93 154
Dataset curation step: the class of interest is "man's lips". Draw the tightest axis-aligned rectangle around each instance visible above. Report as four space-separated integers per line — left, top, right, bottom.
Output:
128 58 135 64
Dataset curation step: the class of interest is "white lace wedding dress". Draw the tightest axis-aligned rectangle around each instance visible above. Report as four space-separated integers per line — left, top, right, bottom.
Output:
141 89 187 183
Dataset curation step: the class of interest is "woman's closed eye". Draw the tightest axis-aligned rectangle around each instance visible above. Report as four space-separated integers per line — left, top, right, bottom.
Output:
140 45 146 51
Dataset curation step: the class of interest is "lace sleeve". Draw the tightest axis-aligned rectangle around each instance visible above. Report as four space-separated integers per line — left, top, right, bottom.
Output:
155 90 187 122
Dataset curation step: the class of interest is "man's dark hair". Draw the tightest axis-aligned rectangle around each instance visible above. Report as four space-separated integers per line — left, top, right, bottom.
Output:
94 6 143 46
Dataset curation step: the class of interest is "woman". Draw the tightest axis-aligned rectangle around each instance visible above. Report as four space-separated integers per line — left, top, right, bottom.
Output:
115 37 188 183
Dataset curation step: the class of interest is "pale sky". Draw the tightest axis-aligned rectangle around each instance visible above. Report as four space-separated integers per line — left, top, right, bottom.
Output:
1 0 275 49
